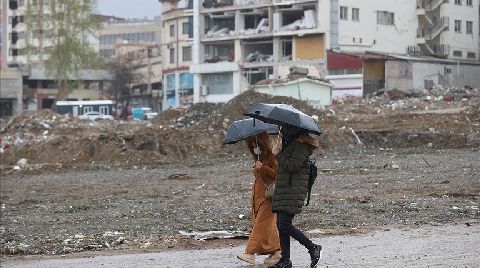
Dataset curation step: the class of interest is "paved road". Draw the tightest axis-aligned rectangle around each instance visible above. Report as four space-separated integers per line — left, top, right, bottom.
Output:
2 224 479 268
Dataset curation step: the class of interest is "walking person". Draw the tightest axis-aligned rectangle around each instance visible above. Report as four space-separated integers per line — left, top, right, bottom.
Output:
237 132 282 265
268 124 322 268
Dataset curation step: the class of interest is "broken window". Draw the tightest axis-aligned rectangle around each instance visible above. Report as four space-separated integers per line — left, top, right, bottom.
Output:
240 8 269 35
243 39 273 63
204 13 236 38
277 4 316 31
243 67 273 85
204 41 235 63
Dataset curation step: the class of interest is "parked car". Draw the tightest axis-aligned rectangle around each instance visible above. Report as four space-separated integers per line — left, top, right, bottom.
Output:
78 111 114 121
132 107 158 120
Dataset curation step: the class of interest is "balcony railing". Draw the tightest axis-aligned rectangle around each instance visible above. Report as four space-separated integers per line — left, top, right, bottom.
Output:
417 0 449 11
431 44 449 56
417 16 449 39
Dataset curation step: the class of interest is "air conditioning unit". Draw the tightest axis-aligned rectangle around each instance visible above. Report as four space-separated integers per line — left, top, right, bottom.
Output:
201 85 208 96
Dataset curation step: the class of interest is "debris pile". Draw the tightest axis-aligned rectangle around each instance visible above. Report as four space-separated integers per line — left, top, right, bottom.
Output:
1 89 479 170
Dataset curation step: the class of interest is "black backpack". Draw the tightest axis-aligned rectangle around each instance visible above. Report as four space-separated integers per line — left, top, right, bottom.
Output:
305 158 318 206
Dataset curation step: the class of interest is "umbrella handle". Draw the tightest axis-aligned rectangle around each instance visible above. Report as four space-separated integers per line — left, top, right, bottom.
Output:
256 136 260 161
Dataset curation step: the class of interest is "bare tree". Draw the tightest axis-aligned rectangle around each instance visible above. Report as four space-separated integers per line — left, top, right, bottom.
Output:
108 56 145 119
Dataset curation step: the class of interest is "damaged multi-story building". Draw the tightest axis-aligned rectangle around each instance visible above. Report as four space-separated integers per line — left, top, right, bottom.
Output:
188 0 480 104
191 0 329 103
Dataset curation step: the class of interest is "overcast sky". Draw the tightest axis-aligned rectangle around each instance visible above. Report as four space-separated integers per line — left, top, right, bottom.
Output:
96 0 161 19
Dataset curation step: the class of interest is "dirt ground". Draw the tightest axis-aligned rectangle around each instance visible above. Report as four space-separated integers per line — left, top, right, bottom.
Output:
1 90 479 259
1 147 479 257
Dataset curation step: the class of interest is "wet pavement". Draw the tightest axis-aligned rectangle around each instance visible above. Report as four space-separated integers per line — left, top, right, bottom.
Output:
2 224 479 267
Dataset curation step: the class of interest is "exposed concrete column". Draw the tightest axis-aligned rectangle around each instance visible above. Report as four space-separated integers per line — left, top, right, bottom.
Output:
273 37 281 77
234 39 243 62
268 6 274 32
235 10 244 33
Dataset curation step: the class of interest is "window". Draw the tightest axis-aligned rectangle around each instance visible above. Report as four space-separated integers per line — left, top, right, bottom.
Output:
454 0 461 5
187 17 193 38
466 21 473 34
202 73 233 94
340 6 348 20
377 11 395 25
467 52 476 59
83 106 93 113
99 106 109 115
169 24 175 37
182 46 192 62
182 22 189 35
467 0 472 6
352 8 360 22
454 20 462 32
169 48 175 64
453 50 463 57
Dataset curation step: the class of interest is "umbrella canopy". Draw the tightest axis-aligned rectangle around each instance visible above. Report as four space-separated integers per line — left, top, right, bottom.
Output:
223 118 279 145
244 103 322 135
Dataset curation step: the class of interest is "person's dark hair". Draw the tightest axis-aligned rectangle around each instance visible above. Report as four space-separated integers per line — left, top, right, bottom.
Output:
280 124 306 151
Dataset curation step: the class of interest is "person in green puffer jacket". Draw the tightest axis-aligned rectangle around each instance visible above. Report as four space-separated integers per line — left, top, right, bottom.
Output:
268 124 323 268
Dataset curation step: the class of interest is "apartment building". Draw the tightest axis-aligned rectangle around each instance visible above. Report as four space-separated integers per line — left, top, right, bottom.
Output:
413 0 479 60
159 0 194 109
98 18 162 59
1 0 114 112
327 0 479 60
188 0 479 104
191 0 328 103
97 18 163 110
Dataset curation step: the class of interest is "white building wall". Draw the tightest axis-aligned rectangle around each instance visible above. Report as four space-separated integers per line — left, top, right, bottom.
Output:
336 0 417 54
412 62 480 89
440 0 480 60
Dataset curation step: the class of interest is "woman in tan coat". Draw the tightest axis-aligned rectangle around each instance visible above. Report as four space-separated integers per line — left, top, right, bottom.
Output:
237 132 281 265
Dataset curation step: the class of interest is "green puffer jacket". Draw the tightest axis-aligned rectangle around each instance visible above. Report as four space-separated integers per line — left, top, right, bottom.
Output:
272 134 318 215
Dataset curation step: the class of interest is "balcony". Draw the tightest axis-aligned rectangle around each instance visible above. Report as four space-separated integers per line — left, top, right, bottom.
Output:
201 0 316 12
417 0 449 12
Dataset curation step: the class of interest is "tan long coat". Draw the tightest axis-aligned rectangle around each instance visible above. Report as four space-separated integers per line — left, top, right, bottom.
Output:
245 133 281 255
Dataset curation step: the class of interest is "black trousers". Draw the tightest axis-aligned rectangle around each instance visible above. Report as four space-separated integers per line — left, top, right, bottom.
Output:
276 212 315 261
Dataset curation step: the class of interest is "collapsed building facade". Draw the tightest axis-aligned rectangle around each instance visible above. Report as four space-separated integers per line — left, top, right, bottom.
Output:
189 0 480 104
190 0 328 103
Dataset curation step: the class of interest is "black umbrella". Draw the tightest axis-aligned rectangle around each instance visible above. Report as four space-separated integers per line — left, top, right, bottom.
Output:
223 118 279 145
244 103 322 135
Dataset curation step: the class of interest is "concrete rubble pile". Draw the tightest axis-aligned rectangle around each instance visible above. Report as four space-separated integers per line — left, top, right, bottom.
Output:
1 88 479 171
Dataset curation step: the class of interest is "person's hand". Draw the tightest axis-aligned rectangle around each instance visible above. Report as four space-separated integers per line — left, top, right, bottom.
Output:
254 161 263 169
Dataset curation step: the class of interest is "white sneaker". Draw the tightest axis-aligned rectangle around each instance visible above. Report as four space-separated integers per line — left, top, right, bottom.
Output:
264 251 282 265
237 253 256 264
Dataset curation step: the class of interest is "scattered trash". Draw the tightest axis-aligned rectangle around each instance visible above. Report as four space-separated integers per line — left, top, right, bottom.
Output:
178 230 248 240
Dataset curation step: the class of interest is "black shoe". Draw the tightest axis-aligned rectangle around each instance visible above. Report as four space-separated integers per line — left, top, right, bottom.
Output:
267 259 292 268
309 244 323 268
